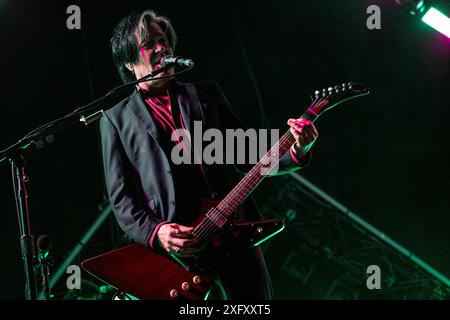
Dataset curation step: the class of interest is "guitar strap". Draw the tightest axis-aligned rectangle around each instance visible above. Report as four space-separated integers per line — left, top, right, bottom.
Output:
184 83 219 199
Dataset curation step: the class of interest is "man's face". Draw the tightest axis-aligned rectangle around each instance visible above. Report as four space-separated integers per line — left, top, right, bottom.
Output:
130 22 174 91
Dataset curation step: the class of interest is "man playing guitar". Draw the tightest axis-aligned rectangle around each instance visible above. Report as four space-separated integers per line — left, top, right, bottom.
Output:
100 9 318 299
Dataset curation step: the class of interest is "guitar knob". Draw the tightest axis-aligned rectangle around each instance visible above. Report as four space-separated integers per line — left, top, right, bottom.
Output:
182 282 191 291
193 276 202 285
257 227 263 233
169 289 179 298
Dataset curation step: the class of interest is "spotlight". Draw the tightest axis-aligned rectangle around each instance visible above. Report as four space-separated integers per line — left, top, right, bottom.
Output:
395 0 431 16
422 7 450 38
396 0 450 38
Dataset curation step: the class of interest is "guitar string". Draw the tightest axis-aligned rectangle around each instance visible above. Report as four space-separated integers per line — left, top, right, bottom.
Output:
192 125 306 241
192 109 315 240
193 91 345 241
193 120 311 241
193 91 346 241
193 93 329 241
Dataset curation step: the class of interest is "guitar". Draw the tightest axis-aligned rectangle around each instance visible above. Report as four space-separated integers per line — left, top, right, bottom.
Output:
81 81 370 300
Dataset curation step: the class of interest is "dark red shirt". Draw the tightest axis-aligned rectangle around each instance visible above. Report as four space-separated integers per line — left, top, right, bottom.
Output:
140 89 208 248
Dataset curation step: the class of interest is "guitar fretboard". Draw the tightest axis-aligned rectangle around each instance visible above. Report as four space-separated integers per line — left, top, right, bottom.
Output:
215 110 317 218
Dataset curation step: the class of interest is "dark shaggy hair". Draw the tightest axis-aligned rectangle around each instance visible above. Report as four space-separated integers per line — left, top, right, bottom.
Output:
110 10 177 83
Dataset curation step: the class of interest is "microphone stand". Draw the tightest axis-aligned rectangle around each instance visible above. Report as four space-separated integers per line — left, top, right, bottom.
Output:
0 63 181 299
39 256 51 300
36 235 52 300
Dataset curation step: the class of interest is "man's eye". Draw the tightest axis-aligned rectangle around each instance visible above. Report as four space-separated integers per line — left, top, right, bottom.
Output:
141 40 156 48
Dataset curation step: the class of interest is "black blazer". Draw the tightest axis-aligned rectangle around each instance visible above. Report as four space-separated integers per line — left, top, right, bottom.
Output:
100 81 308 247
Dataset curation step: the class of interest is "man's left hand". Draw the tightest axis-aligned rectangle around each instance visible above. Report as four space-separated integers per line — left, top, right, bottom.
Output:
287 118 318 159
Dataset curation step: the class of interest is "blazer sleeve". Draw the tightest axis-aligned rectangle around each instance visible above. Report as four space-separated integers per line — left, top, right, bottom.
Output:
100 114 165 247
211 82 311 176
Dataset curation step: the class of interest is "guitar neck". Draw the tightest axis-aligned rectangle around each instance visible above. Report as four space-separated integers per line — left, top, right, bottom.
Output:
216 110 317 217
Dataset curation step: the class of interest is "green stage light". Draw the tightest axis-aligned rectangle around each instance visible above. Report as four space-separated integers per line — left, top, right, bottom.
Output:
416 1 426 12
421 7 450 38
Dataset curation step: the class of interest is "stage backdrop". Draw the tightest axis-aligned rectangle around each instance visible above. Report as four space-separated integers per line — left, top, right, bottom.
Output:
0 0 448 299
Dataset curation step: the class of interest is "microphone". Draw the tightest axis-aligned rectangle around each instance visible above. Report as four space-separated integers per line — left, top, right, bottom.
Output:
161 56 195 67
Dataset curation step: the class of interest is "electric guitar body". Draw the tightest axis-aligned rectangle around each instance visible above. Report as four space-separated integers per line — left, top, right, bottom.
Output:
81 197 284 300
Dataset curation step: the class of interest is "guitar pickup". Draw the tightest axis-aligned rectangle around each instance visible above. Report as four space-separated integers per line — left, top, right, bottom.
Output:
206 208 227 228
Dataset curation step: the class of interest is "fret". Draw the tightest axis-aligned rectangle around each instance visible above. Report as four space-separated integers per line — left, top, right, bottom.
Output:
216 121 308 217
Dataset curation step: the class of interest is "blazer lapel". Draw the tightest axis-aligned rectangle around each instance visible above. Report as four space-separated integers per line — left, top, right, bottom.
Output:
125 83 199 144
125 89 161 142
175 83 194 135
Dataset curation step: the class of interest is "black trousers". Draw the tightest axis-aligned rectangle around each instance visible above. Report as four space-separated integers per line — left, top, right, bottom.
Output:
206 247 274 300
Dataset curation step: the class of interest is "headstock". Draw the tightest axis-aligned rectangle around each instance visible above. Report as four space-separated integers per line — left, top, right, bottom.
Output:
307 82 370 117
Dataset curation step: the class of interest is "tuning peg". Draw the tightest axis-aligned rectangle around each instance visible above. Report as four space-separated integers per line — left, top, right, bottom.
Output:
313 90 319 100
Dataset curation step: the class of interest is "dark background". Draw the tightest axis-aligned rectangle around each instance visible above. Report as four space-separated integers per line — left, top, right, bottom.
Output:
0 0 448 299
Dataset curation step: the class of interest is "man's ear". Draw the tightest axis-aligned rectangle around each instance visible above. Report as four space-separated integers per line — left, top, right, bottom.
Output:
125 63 134 72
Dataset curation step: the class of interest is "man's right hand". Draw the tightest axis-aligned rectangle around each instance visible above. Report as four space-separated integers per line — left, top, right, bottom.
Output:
156 223 203 258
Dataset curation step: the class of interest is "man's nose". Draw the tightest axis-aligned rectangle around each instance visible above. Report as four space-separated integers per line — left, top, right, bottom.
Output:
155 43 166 54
